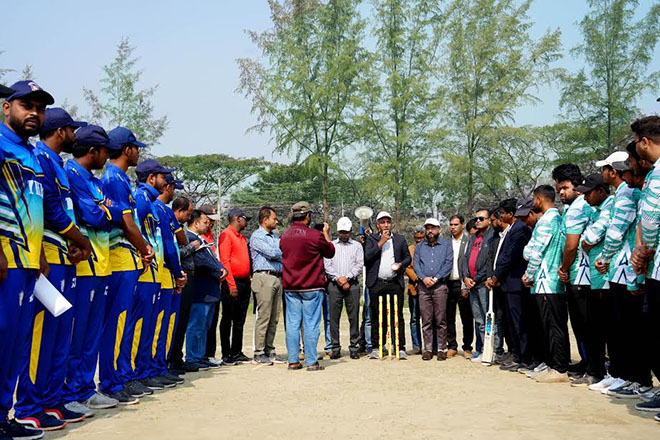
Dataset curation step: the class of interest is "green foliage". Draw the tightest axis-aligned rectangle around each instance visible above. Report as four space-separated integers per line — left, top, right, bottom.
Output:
20 64 35 81
84 37 168 149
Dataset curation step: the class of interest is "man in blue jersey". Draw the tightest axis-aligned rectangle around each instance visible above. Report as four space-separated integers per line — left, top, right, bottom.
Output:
98 127 155 401
14 109 94 432
0 81 52 440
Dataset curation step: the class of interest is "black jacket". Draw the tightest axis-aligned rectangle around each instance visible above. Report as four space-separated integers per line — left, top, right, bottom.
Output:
364 232 411 290
447 232 470 281
492 220 532 292
461 227 495 288
187 230 226 303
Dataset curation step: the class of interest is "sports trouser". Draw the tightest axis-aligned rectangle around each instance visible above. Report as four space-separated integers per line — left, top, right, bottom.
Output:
566 284 589 365
147 287 174 378
168 278 193 367
0 269 38 422
613 283 650 386
535 294 569 373
585 289 610 379
15 265 76 417
643 279 660 380
98 270 140 394
62 275 110 403
118 281 160 383
166 292 181 361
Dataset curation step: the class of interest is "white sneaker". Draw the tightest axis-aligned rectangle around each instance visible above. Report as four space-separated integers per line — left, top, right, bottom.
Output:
604 379 629 395
528 364 550 379
399 350 408 360
206 357 226 366
589 375 615 391
470 354 483 363
83 392 118 409
64 401 95 418
533 362 548 372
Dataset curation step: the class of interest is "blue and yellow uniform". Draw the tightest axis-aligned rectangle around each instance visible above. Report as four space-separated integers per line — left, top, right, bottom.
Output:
62 159 122 404
149 199 185 378
98 163 143 395
119 182 163 383
15 141 80 418
0 123 44 423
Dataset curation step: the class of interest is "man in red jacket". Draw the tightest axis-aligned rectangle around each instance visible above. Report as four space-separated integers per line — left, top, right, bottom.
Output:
280 202 335 371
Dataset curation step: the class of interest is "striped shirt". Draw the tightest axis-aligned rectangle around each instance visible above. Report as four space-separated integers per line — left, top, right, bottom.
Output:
640 160 660 280
562 195 594 286
583 195 614 290
324 238 364 281
523 208 565 294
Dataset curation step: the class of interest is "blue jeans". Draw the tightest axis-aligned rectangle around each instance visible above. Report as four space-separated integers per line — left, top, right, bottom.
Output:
361 286 372 350
285 290 324 366
408 294 422 350
186 302 214 363
322 290 332 351
470 286 488 354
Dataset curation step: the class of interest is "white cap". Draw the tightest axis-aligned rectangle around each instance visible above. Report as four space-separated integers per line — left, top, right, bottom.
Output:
376 211 392 221
337 217 352 232
424 218 440 227
595 151 629 168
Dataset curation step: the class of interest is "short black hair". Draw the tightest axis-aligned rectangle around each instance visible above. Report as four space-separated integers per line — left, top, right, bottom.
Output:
466 218 477 231
533 184 556 202
188 209 205 227
449 214 464 224
498 198 518 215
108 144 133 160
71 143 97 159
626 140 640 161
552 164 583 186
291 212 309 222
258 206 276 224
475 208 491 217
490 207 502 219
631 116 660 144
172 196 191 212
39 129 57 140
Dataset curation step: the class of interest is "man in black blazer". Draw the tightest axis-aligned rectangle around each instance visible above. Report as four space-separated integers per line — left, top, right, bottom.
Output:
364 212 411 359
447 215 474 359
486 199 533 370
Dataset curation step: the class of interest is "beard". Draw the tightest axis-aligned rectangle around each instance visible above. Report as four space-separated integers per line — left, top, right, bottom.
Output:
8 114 41 139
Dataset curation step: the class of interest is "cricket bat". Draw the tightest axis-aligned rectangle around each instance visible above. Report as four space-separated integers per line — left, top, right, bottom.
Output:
482 288 496 365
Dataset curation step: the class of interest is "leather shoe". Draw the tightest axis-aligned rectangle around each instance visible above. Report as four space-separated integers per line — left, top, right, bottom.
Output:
422 351 433 361
330 351 341 360
437 351 447 361
463 350 473 359
412 347 422 355
447 349 458 358
350 352 359 360
288 362 303 370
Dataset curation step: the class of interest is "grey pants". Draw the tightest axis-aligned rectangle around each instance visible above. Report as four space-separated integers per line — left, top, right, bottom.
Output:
418 283 449 352
328 282 360 353
252 272 283 355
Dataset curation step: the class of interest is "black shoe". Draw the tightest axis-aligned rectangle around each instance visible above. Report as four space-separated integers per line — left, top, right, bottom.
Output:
130 380 154 396
567 361 586 372
221 356 237 366
330 351 341 360
232 352 250 363
139 377 165 390
182 361 203 372
153 376 177 388
106 389 139 405
200 359 221 369
499 362 521 372
168 364 186 375
124 381 147 397
568 370 585 378
1 420 45 439
164 373 184 383
350 352 359 360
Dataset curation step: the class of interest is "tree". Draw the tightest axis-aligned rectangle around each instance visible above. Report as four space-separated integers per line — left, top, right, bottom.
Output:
560 0 660 162
84 37 168 149
158 154 267 205
0 50 13 124
358 0 444 224
441 0 562 211
237 0 369 220
20 64 35 81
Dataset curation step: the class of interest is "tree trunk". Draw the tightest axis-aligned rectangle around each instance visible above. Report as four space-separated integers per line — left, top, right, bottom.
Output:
322 162 329 222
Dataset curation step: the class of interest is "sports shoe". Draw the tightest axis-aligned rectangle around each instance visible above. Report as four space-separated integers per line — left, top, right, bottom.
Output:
470 353 482 363
654 412 660 422
399 350 408 360
184 361 208 371
528 366 550 379
570 375 598 387
368 351 380 359
232 352 251 363
1 420 45 439
64 401 95 419
535 369 569 383
15 411 67 431
44 404 85 423
640 388 660 402
105 389 139 405
611 382 652 399
164 373 184 383
350 351 359 359
268 353 287 364
83 392 118 409
635 398 660 412
253 354 274 365
153 376 177 388
221 356 237 366
139 377 165 391
589 375 615 391
205 357 226 367
604 379 629 395
126 380 154 396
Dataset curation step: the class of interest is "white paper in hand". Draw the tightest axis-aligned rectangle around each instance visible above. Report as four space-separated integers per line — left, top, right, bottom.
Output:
34 275 72 317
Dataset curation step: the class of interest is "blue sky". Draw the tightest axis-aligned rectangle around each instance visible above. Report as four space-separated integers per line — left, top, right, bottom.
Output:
2 0 659 161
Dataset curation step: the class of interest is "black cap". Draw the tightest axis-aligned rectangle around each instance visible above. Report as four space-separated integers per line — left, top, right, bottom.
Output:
0 84 13 98
514 196 533 217
228 207 251 221
575 173 606 193
135 159 176 181
611 159 633 172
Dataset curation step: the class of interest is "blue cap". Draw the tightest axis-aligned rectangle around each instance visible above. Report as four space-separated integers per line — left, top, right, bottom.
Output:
40 108 87 135
108 126 147 149
5 80 54 105
75 125 121 150
135 159 176 180
0 84 13 98
165 173 184 190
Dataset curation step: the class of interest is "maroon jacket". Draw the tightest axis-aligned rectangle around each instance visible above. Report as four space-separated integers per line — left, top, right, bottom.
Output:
280 223 335 291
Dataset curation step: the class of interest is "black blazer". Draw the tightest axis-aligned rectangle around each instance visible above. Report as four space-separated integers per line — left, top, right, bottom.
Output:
447 232 470 279
364 232 411 289
492 220 532 292
187 230 226 303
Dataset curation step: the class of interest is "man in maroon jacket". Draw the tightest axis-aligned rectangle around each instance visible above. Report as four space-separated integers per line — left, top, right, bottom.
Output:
280 202 335 371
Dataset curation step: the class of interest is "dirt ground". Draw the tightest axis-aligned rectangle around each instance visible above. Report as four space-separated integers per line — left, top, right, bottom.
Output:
49 308 658 440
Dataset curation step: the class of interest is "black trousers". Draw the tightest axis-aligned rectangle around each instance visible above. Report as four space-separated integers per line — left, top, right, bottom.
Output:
369 279 406 351
566 284 589 365
328 282 360 353
168 274 194 366
585 289 609 379
643 279 660 381
503 290 529 364
613 283 650 386
536 294 569 373
527 293 547 365
447 280 474 351
219 277 252 357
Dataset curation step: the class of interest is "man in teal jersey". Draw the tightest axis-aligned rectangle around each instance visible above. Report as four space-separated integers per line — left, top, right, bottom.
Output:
522 185 568 384
553 164 593 374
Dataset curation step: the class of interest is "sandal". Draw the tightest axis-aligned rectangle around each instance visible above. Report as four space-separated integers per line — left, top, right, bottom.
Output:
288 362 303 370
306 363 325 371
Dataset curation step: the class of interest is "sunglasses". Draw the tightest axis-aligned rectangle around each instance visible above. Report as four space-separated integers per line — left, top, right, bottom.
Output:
476 216 487 222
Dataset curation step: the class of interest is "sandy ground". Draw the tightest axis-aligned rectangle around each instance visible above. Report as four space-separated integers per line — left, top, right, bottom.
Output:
48 306 658 440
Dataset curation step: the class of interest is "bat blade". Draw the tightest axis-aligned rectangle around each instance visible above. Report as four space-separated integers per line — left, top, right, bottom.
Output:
482 289 496 365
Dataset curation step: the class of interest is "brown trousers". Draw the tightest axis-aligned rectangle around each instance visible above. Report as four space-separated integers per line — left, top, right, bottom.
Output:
418 283 449 352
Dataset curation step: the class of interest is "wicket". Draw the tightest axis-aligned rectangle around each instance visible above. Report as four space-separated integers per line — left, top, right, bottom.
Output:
394 294 400 358
378 296 383 359
377 294 400 360
386 293 392 359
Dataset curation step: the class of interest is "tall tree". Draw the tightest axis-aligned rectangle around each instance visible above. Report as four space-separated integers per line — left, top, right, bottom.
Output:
560 0 660 162
84 37 168 148
237 0 369 220
441 0 562 211
359 0 443 224
20 64 35 81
